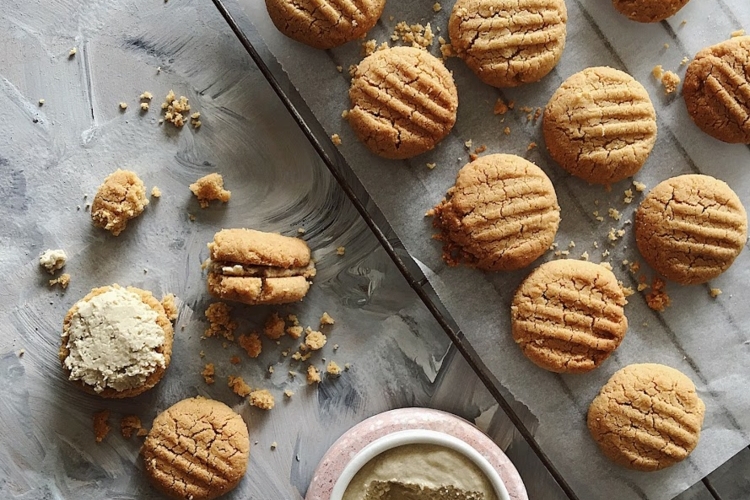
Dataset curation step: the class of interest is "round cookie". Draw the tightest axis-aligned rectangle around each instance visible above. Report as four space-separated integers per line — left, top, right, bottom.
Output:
60 284 174 398
543 67 657 185
635 174 747 285
91 169 149 236
264 0 386 50
143 397 250 500
683 36 750 144
511 260 628 373
588 364 705 471
449 0 568 88
431 154 560 271
348 46 458 159
612 0 690 23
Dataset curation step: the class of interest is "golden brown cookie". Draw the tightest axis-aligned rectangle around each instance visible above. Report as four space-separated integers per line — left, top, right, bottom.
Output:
588 363 705 471
207 228 316 305
683 36 750 144
348 46 458 159
543 67 657 185
612 0 690 23
449 0 568 87
511 260 628 373
142 397 250 500
431 154 560 271
60 284 174 399
265 0 386 50
91 169 149 236
635 174 747 285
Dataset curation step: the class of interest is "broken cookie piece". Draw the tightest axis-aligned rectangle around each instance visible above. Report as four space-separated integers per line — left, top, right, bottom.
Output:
189 173 231 208
91 169 149 236
39 249 67 274
206 228 316 305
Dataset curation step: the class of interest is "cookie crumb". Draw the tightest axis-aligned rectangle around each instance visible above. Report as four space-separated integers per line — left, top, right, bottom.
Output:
93 410 111 443
151 186 161 198
270 442 277 450
646 277 671 312
580 251 590 261
306 365 321 384
228 375 252 397
426 162 437 170
432 2 442 12
238 333 262 358
344 363 351 370
600 262 613 271
17 349 25 357
249 389 275 410
69 47 77 57
633 181 647 192
91 170 149 236
286 325 303 340
140 102 149 112
503 126 511 135
709 288 722 298
362 39 378 56
189 173 231 208
326 361 342 376
40 249 67 274
161 293 178 322
637 282 649 292
619 281 635 297
661 71 680 94
38 98 45 106
47 272 70 289
568 241 576 248
230 356 241 365
527 142 537 151
731 29 746 38
297 227 306 234
268 365 275 374
161 90 191 127
201 363 215 384
608 208 622 221
331 134 342 146
392 21 434 49
305 329 327 351
119 102 128 110
336 65 343 73
120 415 143 439
284 389 294 398
205 302 237 340
320 312 335 326
264 313 286 340
623 189 634 204
439 38 454 59
140 91 153 101
680 56 690 66
652 65 664 80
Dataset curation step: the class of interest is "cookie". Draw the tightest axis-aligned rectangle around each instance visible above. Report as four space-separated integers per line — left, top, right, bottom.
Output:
683 36 750 144
265 0 386 50
91 169 149 236
431 154 560 271
207 228 316 305
449 0 568 87
612 0 690 23
142 397 249 500
635 174 747 285
543 67 657 185
588 364 705 471
348 46 458 159
60 284 174 398
511 260 628 373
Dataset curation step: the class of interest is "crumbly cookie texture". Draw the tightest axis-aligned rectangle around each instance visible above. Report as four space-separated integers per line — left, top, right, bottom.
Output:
190 173 231 208
265 0 386 50
49 273 71 289
142 397 249 500
588 363 705 471
348 46 458 160
512 260 628 373
449 0 567 87
60 285 173 398
91 169 149 236
612 0 690 23
39 249 67 274
635 174 747 285
683 36 750 144
121 415 146 439
93 410 111 443
431 154 560 271
249 389 275 410
238 333 262 358
543 67 657 184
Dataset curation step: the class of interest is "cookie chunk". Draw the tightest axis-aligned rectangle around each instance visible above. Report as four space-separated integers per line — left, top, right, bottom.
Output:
683 36 750 144
60 284 173 398
588 364 705 471
207 228 316 305
348 46 458 159
143 397 249 500
543 67 657 185
265 0 386 50
431 154 560 271
635 174 747 285
511 260 628 373
91 169 149 235
449 0 568 87
612 0 690 23
190 173 231 208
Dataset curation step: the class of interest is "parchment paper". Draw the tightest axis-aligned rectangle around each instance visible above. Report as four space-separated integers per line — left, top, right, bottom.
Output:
235 1 750 498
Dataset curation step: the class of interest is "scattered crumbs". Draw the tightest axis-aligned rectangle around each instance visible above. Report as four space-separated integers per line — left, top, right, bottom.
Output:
336 65 343 73
288 370 297 378
238 333 262 358
201 363 215 384
607 228 625 242
619 281 635 297
199 350 206 358
268 365 275 374
527 142 537 151
348 64 358 77
161 294 178 322
622 259 629 266
664 43 670 49
286 325 304 340
264 312 286 340
568 241 576 248
680 56 690 66
69 47 77 57
593 241 599 249
205 302 237 340
680 19 687 26
49 273 71 289
392 21 434 49
629 261 641 274
344 363 351 371
150 186 162 199
633 181 647 192
731 29 746 38
320 312 335 326
228 375 252 397
93 410 111 443
270 442 277 450
140 91 153 100
623 189 634 204
284 389 294 398
503 126 511 135
17 349 25 357
652 65 664 80
474 145 487 155
119 102 128 110
306 365 322 384
580 251 590 261
282 350 290 358
710 288 722 298
38 98 46 106
602 249 610 258
297 227 306 234
120 416 143 439
333 344 339 351
230 356 241 365
433 2 442 12
637 282 649 292
189 173 231 208
534 107 542 121
608 208 622 221
249 389 275 410
158 118 164 124
305 329 327 351
362 39 378 56
140 102 149 112
156 66 162 74
600 262 613 271
331 134 342 146
661 71 681 94
326 361 342 377
646 277 671 312
464 139 473 149
438 37 454 59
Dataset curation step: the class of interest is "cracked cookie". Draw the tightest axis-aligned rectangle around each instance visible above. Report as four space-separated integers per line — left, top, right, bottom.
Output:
511 260 628 373
635 174 747 285
60 284 173 398
683 36 750 144
347 46 458 159
543 67 657 185
207 228 316 305
612 0 690 23
431 154 560 271
449 0 568 88
265 0 386 50
91 169 149 236
588 363 705 471
143 397 250 500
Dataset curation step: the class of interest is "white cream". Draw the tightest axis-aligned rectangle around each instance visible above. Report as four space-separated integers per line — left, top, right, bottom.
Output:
39 249 67 274
343 444 498 500
63 287 165 393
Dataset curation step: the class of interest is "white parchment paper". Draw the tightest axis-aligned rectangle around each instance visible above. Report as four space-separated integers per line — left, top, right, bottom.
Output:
237 1 750 498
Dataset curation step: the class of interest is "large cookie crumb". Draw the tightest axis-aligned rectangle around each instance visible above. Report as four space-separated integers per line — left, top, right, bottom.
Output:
93 410 111 443
91 170 149 236
190 173 231 209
